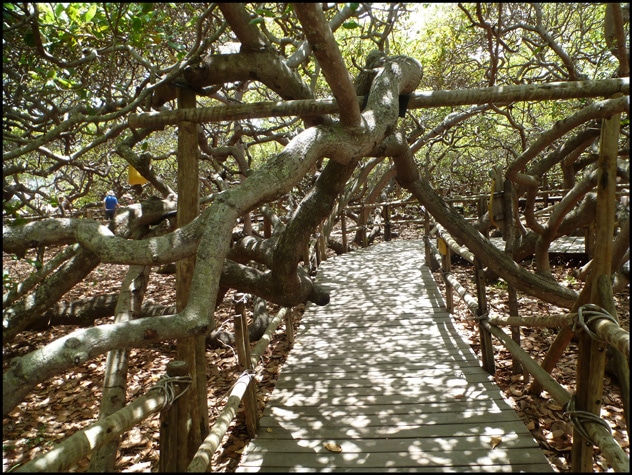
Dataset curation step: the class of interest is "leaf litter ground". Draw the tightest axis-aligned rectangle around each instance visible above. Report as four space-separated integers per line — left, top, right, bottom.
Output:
2 226 629 472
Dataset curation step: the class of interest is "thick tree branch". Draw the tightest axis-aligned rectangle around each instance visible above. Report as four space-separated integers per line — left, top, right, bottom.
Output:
389 131 578 308
293 3 361 127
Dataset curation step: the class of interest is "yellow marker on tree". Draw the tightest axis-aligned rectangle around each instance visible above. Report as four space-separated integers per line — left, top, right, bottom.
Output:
128 165 149 185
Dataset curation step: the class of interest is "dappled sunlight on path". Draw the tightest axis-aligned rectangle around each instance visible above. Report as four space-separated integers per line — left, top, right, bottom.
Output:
237 240 553 472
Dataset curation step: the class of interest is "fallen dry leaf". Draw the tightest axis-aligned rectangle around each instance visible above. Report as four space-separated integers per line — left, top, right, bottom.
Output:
324 442 342 453
490 436 502 449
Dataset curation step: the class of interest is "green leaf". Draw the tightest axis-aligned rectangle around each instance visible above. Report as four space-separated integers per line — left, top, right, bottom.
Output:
249 18 264 25
132 17 142 33
342 21 360 29
54 3 65 18
55 77 73 88
84 4 98 22
255 8 276 18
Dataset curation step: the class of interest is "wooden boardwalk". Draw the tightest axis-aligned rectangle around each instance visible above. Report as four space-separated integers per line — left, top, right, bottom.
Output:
490 235 586 254
237 240 553 472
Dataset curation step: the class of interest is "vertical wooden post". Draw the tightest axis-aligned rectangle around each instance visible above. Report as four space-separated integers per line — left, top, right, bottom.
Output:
175 86 208 465
571 110 619 472
233 294 259 438
263 214 271 238
384 203 391 241
340 209 348 253
502 179 523 377
440 239 453 312
233 295 250 370
585 222 595 256
317 223 327 262
285 308 295 345
361 204 368 248
160 360 190 472
475 257 495 375
315 235 322 267
423 209 431 264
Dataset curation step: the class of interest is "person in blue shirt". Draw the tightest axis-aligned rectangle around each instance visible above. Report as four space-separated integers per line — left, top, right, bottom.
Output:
103 190 119 220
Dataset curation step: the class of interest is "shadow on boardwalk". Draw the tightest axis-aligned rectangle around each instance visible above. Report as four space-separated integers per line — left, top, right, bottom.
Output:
237 240 553 472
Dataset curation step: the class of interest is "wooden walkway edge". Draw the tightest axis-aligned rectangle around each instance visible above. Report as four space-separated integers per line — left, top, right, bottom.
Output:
237 240 553 472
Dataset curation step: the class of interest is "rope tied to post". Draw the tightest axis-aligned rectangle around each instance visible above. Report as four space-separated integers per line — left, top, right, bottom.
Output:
464 312 489 322
149 374 192 411
564 395 612 446
572 304 619 341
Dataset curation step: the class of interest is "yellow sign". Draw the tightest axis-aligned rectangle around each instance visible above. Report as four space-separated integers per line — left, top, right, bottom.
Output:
438 238 447 255
128 166 149 185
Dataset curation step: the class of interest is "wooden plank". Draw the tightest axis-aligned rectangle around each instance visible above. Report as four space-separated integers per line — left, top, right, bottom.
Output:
490 235 586 254
237 240 552 472
263 398 513 420
274 360 484 375
259 409 528 428
238 448 550 469
237 465 555 473
242 432 548 454
268 378 507 404
263 399 517 418
266 387 500 408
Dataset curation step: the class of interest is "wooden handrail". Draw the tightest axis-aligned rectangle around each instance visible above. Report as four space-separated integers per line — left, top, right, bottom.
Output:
188 307 290 472
428 222 629 472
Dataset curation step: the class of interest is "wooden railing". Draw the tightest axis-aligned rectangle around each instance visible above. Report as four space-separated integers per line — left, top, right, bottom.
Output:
424 221 630 472
14 302 293 473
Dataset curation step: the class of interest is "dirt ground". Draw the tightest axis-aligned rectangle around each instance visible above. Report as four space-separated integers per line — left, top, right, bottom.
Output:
2 223 629 472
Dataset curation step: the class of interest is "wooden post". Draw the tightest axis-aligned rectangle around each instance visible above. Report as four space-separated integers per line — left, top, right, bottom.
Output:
503 179 523 377
317 223 327 262
315 235 322 267
440 239 453 312
585 222 595 256
384 203 391 241
340 209 348 253
423 209 431 265
233 294 250 371
285 308 294 345
233 294 259 438
263 214 271 238
175 86 208 465
361 204 368 248
475 257 495 375
571 110 619 472
160 360 191 472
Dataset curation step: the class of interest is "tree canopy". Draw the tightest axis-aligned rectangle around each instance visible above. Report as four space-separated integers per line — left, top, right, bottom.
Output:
2 2 630 469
